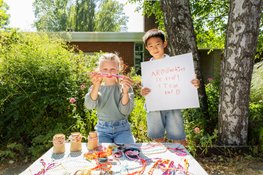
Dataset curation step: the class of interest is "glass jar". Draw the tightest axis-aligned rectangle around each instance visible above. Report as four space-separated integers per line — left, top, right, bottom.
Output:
70 132 82 152
87 131 98 150
52 133 65 154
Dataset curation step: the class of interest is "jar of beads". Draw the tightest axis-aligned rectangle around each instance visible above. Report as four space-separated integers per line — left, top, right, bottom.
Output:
52 133 65 154
70 132 82 152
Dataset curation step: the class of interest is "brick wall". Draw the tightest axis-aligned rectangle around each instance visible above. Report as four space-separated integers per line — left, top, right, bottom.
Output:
69 42 135 68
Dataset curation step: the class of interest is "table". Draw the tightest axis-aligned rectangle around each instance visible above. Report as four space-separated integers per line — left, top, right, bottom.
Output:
21 143 208 175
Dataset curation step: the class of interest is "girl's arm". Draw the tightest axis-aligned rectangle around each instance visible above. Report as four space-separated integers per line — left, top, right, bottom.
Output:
84 86 99 109
89 72 102 100
120 76 133 105
119 88 134 116
90 84 100 101
84 72 102 109
119 76 134 115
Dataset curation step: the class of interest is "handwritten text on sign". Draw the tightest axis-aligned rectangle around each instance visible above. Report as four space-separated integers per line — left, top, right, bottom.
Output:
141 53 200 111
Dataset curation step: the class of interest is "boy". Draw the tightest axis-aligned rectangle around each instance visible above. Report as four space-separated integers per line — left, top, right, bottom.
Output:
141 29 199 146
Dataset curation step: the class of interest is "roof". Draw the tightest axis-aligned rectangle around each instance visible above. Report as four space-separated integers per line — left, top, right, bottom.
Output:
58 32 144 42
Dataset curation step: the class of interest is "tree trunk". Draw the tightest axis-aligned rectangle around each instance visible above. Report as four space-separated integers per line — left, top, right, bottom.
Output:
160 0 209 118
219 0 262 145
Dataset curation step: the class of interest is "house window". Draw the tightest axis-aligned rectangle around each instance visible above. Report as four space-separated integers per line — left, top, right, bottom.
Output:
134 42 144 75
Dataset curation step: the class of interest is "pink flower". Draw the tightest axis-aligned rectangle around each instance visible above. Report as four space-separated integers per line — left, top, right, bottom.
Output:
194 127 201 134
69 98 76 104
207 77 213 83
80 83 86 90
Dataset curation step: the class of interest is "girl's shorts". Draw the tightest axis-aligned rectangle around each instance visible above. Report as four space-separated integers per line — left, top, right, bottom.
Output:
95 119 135 144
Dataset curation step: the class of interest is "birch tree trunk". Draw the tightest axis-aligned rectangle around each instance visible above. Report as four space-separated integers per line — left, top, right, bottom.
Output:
160 0 209 118
219 0 262 145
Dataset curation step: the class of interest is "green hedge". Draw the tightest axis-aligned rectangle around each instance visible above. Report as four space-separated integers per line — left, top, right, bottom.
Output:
0 31 98 159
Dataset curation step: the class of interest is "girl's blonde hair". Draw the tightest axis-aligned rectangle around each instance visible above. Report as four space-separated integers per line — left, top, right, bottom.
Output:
98 53 120 70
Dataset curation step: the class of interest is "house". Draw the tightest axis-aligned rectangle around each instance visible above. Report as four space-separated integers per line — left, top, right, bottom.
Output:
60 32 222 83
61 32 145 74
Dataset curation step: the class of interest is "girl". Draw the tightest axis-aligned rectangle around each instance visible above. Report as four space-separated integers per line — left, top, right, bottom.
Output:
84 53 135 144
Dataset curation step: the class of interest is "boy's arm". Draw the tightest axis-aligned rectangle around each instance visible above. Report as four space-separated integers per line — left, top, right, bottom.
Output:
191 78 200 88
141 87 151 96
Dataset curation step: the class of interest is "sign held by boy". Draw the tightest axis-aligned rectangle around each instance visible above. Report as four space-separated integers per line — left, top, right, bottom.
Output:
141 52 200 111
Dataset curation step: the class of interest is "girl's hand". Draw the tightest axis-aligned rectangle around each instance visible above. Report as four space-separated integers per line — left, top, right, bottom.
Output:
119 76 133 94
191 78 200 88
90 72 103 87
141 87 151 96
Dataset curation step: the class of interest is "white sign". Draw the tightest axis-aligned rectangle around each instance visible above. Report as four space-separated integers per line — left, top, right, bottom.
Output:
141 53 200 111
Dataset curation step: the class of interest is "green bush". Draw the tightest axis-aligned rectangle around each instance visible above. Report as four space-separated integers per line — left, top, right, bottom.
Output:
183 78 219 154
249 61 263 152
0 31 98 159
250 61 263 102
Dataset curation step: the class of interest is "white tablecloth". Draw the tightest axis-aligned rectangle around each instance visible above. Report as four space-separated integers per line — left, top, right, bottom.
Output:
20 143 208 175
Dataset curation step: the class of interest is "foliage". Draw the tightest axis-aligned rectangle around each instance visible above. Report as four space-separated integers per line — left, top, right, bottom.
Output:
129 0 263 55
0 143 24 161
130 97 149 143
129 0 226 48
255 11 263 62
129 0 165 31
183 78 220 154
205 78 220 132
129 74 150 143
249 102 263 153
249 61 263 153
190 0 228 49
250 61 263 102
74 0 96 31
94 0 128 32
0 0 9 29
33 0 127 32
0 31 98 160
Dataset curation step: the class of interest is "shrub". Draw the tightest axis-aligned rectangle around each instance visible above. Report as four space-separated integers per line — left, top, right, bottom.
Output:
249 61 263 152
250 61 263 102
183 78 219 154
0 31 98 159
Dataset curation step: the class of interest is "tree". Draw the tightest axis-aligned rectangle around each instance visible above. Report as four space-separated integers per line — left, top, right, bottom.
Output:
75 0 96 31
218 0 262 145
33 0 127 32
34 0 69 31
160 0 209 119
95 0 128 32
190 0 228 49
0 0 9 29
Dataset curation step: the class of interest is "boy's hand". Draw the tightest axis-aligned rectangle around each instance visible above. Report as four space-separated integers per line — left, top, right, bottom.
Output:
191 78 200 88
90 72 103 87
141 87 151 96
120 76 133 94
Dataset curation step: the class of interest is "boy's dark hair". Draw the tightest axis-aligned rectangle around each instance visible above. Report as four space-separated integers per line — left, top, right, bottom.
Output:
142 29 166 45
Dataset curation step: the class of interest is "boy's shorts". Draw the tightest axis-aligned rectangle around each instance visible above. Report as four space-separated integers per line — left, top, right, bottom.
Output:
146 109 186 140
